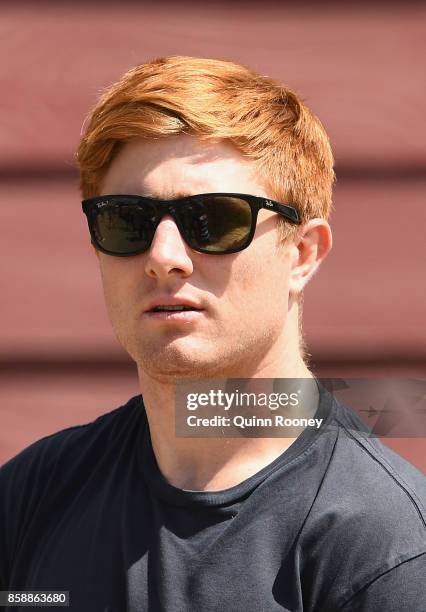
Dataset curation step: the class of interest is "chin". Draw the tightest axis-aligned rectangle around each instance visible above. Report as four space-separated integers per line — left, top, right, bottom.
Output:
134 342 214 378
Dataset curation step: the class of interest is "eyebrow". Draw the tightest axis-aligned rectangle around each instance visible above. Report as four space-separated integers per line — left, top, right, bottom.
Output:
142 190 194 200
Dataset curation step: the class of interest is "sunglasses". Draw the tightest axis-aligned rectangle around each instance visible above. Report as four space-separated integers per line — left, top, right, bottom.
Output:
81 193 301 256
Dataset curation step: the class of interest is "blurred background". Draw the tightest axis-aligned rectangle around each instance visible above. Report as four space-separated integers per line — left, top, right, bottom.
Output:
1 1 425 468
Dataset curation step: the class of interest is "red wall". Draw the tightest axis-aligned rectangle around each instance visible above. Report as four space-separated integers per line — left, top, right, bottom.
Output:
1 2 424 469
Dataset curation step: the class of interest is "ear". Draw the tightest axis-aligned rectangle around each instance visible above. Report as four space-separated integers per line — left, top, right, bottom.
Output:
288 219 332 296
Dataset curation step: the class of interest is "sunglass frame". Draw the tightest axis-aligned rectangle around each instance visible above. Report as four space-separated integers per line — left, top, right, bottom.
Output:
81 192 301 256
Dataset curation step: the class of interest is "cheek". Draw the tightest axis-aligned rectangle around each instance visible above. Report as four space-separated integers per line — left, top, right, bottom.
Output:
231 253 291 311
98 260 136 320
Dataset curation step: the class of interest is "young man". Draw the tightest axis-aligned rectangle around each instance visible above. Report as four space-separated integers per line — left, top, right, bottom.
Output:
1 56 425 611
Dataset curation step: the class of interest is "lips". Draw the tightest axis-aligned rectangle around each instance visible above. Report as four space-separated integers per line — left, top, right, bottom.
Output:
151 305 195 312
143 298 205 323
144 297 203 313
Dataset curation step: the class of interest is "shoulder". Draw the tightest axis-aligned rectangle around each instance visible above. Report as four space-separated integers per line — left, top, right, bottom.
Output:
299 399 426 609
0 395 145 588
0 394 144 498
329 402 426 524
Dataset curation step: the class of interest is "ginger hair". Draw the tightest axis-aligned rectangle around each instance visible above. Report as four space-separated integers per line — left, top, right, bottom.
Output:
76 55 334 244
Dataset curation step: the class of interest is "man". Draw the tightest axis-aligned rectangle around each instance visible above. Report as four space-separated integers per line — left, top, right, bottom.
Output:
0 56 425 611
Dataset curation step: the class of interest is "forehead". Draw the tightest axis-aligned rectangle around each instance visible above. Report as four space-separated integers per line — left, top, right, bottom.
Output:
100 135 269 199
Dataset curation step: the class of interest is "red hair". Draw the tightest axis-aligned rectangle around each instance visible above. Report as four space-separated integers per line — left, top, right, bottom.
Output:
77 55 335 237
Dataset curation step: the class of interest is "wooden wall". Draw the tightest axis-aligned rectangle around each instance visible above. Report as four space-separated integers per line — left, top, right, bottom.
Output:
1 2 425 468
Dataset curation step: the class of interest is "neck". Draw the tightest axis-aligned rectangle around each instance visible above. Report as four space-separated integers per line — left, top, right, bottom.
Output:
137 311 316 491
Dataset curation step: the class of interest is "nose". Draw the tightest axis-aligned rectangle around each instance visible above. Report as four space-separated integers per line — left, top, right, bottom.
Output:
144 214 194 280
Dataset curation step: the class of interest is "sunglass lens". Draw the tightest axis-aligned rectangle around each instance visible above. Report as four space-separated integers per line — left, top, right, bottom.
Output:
93 200 156 254
181 196 253 252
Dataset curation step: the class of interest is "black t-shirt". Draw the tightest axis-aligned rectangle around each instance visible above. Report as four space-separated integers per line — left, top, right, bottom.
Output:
0 388 425 611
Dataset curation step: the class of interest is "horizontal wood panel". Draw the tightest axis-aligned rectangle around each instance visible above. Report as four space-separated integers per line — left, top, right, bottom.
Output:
0 3 425 168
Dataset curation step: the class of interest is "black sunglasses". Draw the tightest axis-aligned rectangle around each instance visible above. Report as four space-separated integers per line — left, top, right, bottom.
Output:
81 193 301 256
